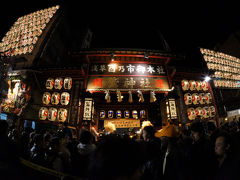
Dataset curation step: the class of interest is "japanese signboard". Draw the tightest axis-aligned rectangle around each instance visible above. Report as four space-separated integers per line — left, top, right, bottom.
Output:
83 98 93 120
169 99 177 119
87 76 170 91
104 119 140 128
89 63 166 76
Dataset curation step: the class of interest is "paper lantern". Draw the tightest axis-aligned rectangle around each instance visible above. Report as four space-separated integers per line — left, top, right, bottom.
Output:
195 107 203 117
51 92 60 105
64 77 72 90
202 107 209 118
199 93 206 104
54 77 63 90
46 78 54 89
189 80 196 91
192 93 200 105
100 110 105 118
205 93 212 104
184 93 192 105
196 81 202 91
124 110 130 118
108 110 114 118
60 92 70 105
209 106 216 117
48 107 57 121
116 110 122 118
132 110 138 119
42 92 51 105
58 108 67 122
181 80 189 91
202 81 208 91
140 110 146 118
39 107 48 120
187 108 196 120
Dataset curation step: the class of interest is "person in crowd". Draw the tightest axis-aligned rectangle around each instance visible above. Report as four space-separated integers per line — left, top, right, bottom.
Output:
87 135 146 180
214 132 240 180
62 122 73 140
77 130 96 156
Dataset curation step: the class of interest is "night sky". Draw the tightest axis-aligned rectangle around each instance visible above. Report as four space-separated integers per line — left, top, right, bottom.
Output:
0 0 239 53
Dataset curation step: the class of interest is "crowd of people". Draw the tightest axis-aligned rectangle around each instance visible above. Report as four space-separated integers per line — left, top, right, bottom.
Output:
1 119 240 180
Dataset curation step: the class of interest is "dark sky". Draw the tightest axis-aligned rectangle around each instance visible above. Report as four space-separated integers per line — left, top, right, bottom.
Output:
0 0 239 53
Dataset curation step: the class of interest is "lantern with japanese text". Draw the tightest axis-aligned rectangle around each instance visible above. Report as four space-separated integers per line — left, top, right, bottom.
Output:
184 93 192 105
195 107 203 117
205 93 212 104
46 78 54 89
199 93 206 104
54 77 63 90
58 108 67 122
187 108 196 120
60 92 70 105
202 106 209 118
132 110 138 119
39 107 48 120
100 110 105 118
192 93 200 105
108 110 114 118
116 110 122 118
140 110 146 118
209 106 216 117
42 92 51 105
202 81 208 91
124 110 130 118
51 92 60 105
181 80 189 91
189 80 196 91
63 77 72 90
196 81 202 91
48 107 57 121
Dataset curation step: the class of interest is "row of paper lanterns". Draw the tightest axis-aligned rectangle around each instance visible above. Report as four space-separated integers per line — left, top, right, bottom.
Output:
100 110 146 119
42 92 70 105
182 80 209 91
204 55 240 68
187 106 216 120
39 107 67 122
46 77 72 90
184 93 212 105
213 80 240 88
213 71 240 80
207 62 240 73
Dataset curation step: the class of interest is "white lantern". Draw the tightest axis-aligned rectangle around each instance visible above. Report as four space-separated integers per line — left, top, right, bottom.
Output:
187 108 196 120
205 93 212 104
64 77 72 90
108 110 114 118
132 110 138 119
100 110 105 118
202 106 209 118
196 81 202 91
58 108 67 122
189 80 196 91
42 92 51 105
184 93 192 105
116 110 122 118
181 80 189 91
202 81 209 91
48 107 57 121
192 93 200 105
140 110 146 118
124 110 130 118
39 107 48 120
60 92 70 105
199 93 206 104
54 77 63 90
209 106 216 117
46 78 54 89
51 92 60 105
195 107 202 117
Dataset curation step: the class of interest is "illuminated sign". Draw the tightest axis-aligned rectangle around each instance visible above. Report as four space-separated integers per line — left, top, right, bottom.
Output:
104 119 140 128
83 98 94 120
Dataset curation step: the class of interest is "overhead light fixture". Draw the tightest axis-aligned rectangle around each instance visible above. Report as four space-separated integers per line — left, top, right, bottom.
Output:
204 76 211 82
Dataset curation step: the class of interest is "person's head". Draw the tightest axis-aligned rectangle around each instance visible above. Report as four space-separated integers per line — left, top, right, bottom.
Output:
206 122 217 137
0 120 9 136
142 126 155 142
215 133 231 157
79 130 94 144
190 122 204 142
55 131 69 146
33 134 44 147
63 121 69 127
49 137 61 152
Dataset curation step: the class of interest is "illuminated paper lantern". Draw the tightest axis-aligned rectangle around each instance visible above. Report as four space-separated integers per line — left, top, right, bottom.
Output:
140 110 146 118
54 77 63 90
187 108 196 120
39 107 48 120
46 78 54 89
51 92 60 105
108 110 114 118
195 107 203 117
196 81 202 91
132 110 138 119
189 80 196 91
192 93 199 105
42 92 51 105
60 92 70 105
184 93 192 105
100 110 105 118
209 106 216 117
199 93 206 104
64 77 72 90
124 110 130 118
205 93 212 104
48 107 57 121
58 108 67 122
202 107 209 118
181 80 189 91
116 110 122 118
202 81 208 91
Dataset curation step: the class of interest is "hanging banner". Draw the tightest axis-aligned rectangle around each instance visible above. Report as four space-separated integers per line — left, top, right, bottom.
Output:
104 119 140 128
87 76 170 91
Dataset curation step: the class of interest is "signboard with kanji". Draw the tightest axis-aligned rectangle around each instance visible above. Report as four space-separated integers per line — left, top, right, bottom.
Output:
104 119 140 128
